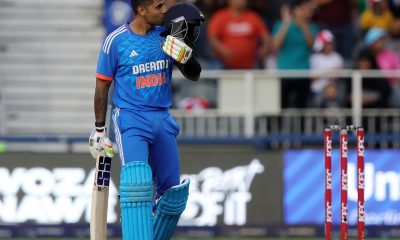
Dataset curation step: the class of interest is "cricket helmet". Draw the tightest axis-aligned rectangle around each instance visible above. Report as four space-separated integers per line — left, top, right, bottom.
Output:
160 2 205 47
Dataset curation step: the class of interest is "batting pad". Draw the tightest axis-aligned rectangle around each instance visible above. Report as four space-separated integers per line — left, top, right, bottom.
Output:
153 178 190 240
120 162 153 240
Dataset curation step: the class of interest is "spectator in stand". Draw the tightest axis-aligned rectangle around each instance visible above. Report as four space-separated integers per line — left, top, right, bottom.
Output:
357 0 368 14
177 96 210 113
388 0 400 17
248 0 273 29
310 30 345 108
194 0 225 20
273 0 318 108
103 0 132 35
313 0 357 61
388 0 400 37
365 28 400 83
364 27 400 106
194 0 225 66
353 47 391 108
207 0 270 69
360 0 395 35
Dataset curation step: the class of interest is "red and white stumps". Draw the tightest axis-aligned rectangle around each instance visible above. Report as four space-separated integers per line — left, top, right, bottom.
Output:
324 125 365 240
340 128 349 240
357 127 365 240
324 127 333 240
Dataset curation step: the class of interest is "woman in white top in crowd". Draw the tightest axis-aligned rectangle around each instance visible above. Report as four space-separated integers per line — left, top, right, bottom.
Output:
310 29 345 108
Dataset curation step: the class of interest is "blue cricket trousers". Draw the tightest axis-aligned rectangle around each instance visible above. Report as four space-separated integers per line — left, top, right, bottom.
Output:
112 107 180 197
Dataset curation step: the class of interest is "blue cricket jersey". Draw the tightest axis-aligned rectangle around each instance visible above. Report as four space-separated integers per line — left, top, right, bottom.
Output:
96 24 174 110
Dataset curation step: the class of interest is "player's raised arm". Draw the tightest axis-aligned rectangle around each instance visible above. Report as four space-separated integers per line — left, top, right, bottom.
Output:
175 54 202 81
160 2 205 81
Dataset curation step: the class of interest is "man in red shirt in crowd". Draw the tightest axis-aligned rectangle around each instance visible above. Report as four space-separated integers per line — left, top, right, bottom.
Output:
207 0 270 69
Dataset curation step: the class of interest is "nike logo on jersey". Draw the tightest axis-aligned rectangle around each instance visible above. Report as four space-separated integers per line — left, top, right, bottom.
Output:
129 50 138 57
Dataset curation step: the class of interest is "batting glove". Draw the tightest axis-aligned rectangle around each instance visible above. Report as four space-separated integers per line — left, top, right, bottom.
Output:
89 126 114 159
162 35 193 64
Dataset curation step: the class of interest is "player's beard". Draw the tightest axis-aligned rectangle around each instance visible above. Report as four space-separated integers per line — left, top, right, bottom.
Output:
147 15 164 26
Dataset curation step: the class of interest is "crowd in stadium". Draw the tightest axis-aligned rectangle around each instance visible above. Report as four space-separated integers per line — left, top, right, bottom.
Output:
104 0 400 109
186 0 400 109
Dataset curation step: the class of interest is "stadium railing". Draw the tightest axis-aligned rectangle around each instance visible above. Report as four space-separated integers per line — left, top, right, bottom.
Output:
0 69 399 150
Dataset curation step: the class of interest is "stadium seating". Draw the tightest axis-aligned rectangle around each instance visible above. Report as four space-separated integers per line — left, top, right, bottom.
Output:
0 0 103 134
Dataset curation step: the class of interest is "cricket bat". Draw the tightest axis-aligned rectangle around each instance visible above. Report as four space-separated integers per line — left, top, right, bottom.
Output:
90 151 112 240
90 104 113 240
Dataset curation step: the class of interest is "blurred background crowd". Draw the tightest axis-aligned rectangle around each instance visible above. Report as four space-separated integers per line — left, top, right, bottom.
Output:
190 0 400 109
105 0 400 110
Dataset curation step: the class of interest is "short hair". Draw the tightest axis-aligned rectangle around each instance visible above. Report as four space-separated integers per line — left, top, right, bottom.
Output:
131 0 154 14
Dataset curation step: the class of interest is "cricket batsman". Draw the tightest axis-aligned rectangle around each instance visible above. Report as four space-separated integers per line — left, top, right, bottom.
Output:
89 1 205 239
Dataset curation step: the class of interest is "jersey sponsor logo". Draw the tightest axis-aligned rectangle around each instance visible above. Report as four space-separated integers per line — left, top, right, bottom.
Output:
129 50 138 57
136 72 167 89
132 59 170 75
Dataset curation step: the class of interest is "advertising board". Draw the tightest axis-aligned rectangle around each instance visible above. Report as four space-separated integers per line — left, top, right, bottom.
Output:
284 150 400 226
